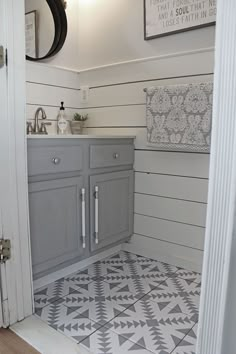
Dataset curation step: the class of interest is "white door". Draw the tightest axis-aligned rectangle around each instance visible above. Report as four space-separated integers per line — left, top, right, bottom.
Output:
0 214 4 327
0 293 2 328
0 0 10 328
0 0 33 327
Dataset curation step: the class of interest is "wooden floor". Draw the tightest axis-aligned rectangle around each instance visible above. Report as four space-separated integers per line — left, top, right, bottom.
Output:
0 329 40 354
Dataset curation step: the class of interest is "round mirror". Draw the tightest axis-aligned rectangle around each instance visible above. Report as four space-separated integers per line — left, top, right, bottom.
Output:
25 0 67 61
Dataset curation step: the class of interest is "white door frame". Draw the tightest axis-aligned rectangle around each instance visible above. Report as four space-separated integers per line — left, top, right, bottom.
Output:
197 1 236 353
0 0 33 327
1 0 236 353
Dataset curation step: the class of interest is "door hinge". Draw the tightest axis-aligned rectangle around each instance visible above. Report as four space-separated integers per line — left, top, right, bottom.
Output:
0 240 11 263
0 46 7 68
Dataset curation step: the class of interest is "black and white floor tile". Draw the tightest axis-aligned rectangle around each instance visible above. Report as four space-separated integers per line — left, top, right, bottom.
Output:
174 269 201 286
34 277 92 310
56 280 143 326
35 301 100 343
80 326 155 354
171 324 198 354
143 277 200 321
34 251 200 354
106 298 196 353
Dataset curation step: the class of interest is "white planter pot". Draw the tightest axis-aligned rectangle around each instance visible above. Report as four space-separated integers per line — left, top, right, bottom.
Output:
70 121 84 135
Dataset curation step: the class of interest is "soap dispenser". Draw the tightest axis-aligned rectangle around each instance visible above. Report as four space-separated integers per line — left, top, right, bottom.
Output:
57 102 68 135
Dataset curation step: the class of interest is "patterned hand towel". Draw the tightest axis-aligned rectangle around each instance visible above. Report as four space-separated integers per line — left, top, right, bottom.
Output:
145 82 213 152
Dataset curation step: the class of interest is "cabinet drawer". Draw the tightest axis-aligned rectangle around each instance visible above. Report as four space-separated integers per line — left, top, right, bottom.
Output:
28 145 83 176
90 144 134 169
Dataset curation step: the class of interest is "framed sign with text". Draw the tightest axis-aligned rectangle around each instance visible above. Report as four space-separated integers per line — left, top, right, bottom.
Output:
25 11 37 57
144 0 216 40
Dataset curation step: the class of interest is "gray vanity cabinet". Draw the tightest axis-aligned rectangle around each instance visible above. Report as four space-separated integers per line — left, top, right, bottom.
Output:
29 177 85 275
27 137 135 278
90 170 134 252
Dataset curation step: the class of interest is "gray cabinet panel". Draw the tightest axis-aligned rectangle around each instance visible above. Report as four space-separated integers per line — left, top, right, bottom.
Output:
90 144 134 169
29 177 85 275
90 170 134 252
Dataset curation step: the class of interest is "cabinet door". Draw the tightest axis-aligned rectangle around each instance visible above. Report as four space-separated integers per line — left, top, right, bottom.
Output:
29 177 85 276
90 170 134 252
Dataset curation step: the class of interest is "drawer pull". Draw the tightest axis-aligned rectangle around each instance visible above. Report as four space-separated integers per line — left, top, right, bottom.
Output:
113 153 119 159
94 186 99 244
81 188 86 249
52 157 61 165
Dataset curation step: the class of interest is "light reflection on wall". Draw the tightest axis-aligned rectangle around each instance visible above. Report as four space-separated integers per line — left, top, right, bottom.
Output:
79 0 96 6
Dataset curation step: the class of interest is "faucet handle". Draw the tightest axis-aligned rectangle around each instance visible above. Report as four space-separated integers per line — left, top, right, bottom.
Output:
40 122 52 135
26 122 33 135
41 108 47 120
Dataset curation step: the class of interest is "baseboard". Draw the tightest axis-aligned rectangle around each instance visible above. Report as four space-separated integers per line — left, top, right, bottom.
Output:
34 237 202 290
122 235 203 273
33 244 122 290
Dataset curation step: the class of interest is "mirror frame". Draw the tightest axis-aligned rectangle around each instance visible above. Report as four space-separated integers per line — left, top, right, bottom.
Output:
26 0 67 61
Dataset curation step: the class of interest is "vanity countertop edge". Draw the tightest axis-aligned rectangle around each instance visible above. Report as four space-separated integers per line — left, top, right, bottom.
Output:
27 134 136 139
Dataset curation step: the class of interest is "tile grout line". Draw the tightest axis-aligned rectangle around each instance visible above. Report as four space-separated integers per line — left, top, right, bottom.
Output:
169 322 198 354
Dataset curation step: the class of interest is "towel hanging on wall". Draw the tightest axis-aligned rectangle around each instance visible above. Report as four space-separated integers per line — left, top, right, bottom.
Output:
145 82 213 152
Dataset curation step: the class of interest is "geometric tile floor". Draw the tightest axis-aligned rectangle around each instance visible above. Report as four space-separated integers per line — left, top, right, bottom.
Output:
34 251 201 354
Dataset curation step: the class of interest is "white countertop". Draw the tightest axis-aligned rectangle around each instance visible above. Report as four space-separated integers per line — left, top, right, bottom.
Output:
27 134 136 139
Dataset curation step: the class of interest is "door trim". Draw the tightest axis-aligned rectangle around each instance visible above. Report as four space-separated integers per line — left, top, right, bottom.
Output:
0 0 33 326
1 3 236 354
197 1 236 353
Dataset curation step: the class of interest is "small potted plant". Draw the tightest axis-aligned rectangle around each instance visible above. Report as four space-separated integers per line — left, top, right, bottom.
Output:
70 113 88 134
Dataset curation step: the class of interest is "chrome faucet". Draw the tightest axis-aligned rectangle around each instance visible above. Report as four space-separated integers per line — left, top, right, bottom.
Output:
34 107 47 134
26 107 51 135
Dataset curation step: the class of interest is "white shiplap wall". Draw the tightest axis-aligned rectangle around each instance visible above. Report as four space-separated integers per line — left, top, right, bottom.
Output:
26 48 214 272
79 48 214 272
26 62 81 133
